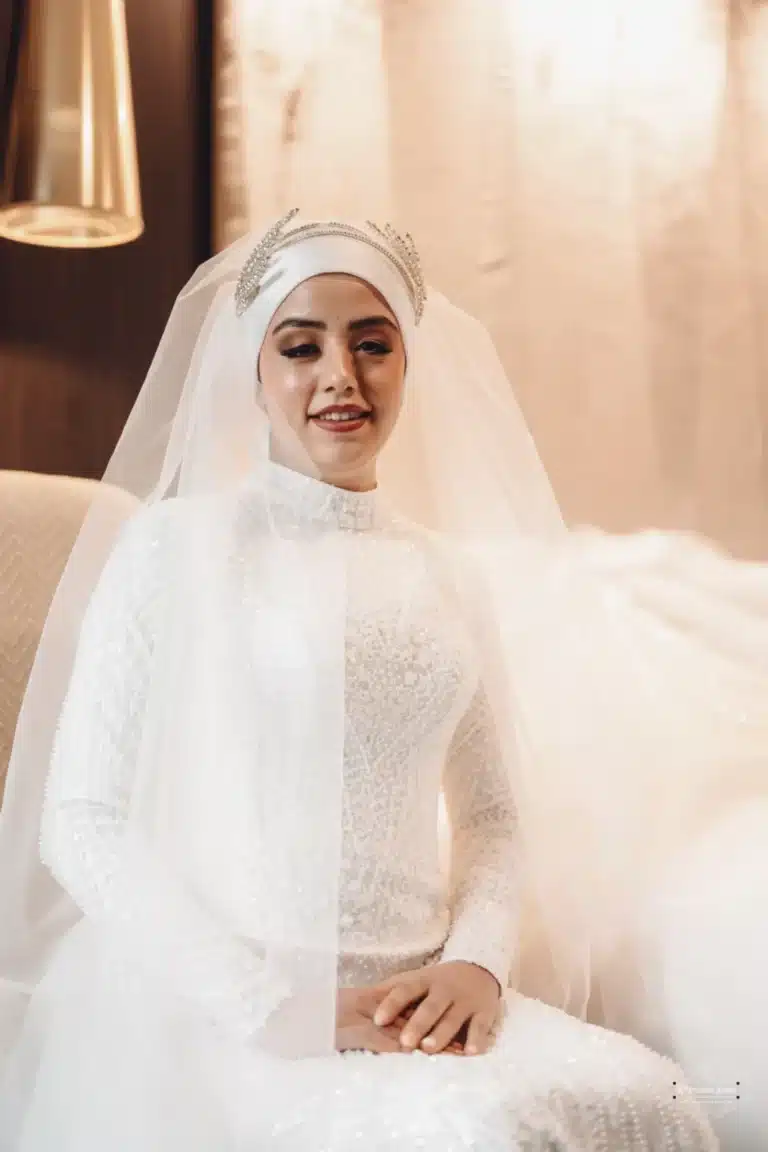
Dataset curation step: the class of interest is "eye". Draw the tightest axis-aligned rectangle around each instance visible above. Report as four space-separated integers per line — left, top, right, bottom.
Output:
356 339 391 356
281 342 320 359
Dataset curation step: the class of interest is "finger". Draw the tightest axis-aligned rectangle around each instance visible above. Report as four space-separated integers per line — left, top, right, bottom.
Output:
365 1025 408 1055
373 978 427 1028
464 1011 495 1056
419 1004 470 1054
355 987 386 1017
372 969 422 992
400 993 453 1050
379 1018 411 1042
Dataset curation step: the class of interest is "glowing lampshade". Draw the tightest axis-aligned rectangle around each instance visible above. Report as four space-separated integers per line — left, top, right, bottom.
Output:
0 0 143 249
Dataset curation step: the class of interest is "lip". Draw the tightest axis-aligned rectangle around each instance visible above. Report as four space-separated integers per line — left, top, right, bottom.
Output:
309 405 372 433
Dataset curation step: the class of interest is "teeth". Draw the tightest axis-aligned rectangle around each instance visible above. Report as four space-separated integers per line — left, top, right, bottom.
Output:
315 411 366 422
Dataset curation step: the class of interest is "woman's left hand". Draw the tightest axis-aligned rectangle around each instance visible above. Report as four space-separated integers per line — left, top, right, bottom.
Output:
373 961 501 1056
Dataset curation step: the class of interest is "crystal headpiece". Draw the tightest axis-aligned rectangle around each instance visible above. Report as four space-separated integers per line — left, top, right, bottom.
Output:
234 209 426 323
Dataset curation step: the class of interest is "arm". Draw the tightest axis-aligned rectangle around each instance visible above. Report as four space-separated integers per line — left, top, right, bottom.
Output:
439 682 520 991
39 506 287 1045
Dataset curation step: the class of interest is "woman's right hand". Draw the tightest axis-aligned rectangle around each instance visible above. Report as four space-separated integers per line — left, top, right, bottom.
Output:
335 986 409 1054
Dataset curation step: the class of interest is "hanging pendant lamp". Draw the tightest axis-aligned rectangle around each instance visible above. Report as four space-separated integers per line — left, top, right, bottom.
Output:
0 0 143 249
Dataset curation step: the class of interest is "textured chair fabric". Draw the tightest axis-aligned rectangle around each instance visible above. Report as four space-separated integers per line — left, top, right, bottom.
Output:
0 471 135 804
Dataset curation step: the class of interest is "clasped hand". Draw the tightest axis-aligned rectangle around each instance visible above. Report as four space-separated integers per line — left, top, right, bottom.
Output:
335 961 501 1057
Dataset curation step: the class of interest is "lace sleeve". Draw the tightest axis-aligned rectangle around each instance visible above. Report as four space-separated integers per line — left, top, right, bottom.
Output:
39 506 288 1044
440 684 520 990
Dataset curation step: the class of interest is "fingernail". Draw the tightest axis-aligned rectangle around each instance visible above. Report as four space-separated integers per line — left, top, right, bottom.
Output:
374 1013 385 1026
422 1037 436 1049
401 1032 415 1048
465 1044 478 1055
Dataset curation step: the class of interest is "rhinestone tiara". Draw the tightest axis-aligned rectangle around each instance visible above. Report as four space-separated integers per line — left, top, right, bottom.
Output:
234 209 426 323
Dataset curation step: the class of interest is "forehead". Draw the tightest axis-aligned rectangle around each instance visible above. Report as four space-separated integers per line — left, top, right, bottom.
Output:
271 274 395 324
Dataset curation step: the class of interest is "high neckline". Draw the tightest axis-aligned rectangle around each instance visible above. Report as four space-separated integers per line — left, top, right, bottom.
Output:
266 461 380 533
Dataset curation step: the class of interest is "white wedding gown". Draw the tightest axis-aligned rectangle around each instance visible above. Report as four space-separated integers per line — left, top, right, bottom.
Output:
0 466 717 1152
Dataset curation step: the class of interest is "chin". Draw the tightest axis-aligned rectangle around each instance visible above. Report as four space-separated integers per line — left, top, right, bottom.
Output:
317 451 376 484
317 444 375 471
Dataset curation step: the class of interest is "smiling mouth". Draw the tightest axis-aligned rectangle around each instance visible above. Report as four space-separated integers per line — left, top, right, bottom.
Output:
309 408 372 432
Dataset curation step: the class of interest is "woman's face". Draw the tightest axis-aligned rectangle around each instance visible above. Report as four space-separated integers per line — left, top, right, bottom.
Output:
257 274 407 490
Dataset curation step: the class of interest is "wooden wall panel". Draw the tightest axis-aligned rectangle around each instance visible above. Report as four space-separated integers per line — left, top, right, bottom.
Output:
0 1 24 172
0 0 212 479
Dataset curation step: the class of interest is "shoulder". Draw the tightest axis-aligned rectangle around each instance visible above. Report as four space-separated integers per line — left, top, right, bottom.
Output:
82 492 244 639
380 514 486 608
102 498 183 585
94 495 208 605
112 491 230 559
379 511 454 574
381 508 445 552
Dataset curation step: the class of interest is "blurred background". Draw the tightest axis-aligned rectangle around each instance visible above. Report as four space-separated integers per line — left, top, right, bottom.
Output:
0 0 212 482
1 0 767 554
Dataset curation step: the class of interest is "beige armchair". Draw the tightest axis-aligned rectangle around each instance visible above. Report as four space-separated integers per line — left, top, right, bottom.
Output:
0 471 135 804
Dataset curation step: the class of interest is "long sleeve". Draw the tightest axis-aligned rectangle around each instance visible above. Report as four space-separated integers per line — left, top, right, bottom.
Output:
39 506 287 1045
439 684 520 990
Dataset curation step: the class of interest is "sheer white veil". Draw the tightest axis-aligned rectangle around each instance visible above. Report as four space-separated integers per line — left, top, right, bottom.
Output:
1 214 767 1141
0 214 565 1069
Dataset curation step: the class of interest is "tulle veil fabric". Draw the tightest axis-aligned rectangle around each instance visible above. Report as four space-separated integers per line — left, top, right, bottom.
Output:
0 216 767 1148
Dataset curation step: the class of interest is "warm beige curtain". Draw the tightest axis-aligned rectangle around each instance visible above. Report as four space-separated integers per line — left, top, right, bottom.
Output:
215 0 768 557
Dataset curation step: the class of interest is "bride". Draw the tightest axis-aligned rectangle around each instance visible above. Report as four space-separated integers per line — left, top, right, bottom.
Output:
0 212 764 1150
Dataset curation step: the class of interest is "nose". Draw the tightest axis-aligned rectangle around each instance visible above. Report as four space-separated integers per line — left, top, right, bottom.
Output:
322 339 357 394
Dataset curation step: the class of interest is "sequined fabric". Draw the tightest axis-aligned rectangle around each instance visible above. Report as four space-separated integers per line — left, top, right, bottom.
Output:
34 465 718 1151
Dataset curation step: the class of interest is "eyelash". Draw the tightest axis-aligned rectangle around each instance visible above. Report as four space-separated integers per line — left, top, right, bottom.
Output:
281 340 391 359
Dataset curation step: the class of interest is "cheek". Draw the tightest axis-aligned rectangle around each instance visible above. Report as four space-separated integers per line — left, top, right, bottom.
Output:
261 363 315 425
369 361 406 422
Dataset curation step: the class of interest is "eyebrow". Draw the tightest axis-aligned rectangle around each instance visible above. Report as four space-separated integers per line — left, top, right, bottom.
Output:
272 315 398 335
